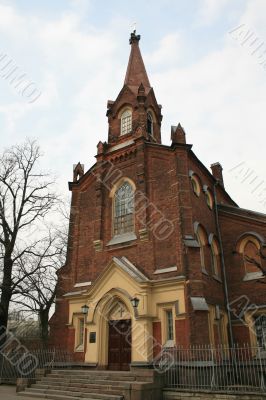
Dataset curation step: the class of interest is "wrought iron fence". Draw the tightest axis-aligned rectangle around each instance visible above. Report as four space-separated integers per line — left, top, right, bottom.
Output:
0 348 73 384
158 344 266 393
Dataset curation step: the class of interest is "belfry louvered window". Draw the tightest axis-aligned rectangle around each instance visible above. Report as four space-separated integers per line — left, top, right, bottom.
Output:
121 110 132 135
147 112 153 136
114 182 134 235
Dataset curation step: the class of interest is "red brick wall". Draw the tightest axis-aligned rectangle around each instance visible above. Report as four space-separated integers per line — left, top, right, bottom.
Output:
232 324 251 345
153 321 162 358
219 210 266 344
175 319 189 348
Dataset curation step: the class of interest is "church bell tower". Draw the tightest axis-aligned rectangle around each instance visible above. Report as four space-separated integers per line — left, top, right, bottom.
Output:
106 31 163 145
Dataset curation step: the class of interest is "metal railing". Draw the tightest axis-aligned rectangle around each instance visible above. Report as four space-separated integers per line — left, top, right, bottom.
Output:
0 348 73 384
158 344 266 393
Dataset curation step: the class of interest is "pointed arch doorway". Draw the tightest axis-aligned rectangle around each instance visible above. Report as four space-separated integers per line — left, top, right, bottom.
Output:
108 300 132 371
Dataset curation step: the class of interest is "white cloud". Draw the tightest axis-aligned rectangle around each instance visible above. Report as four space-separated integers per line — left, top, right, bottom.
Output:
0 4 24 36
151 30 266 212
0 102 29 131
198 0 230 25
147 33 183 68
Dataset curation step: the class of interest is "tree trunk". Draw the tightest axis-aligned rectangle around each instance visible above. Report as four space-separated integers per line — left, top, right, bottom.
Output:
39 308 50 347
0 257 13 346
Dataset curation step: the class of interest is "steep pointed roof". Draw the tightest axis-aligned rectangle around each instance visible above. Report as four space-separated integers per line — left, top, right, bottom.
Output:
124 31 151 94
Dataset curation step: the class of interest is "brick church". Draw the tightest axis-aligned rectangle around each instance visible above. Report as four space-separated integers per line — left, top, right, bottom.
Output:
50 31 266 370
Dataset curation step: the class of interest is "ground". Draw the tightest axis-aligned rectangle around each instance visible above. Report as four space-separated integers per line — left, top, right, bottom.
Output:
0 385 32 399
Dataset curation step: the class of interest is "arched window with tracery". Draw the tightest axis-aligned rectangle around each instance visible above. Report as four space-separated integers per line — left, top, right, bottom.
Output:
113 181 134 236
120 109 132 136
237 235 264 280
243 239 261 275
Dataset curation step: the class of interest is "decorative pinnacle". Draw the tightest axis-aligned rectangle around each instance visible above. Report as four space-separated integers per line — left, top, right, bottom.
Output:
130 30 141 45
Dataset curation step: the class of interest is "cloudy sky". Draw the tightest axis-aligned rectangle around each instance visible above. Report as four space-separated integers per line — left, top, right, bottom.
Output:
0 0 265 213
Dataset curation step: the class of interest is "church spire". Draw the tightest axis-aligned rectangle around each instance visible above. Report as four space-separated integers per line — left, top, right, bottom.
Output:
124 31 151 94
106 31 162 145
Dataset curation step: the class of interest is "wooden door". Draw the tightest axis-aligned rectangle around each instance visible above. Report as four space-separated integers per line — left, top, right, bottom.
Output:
108 319 131 370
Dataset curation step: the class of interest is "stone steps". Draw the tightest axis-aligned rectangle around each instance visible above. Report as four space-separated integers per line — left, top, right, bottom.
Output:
17 368 160 400
50 369 153 382
40 377 133 388
51 369 136 376
33 383 123 396
18 393 104 400
50 373 136 381
19 387 123 399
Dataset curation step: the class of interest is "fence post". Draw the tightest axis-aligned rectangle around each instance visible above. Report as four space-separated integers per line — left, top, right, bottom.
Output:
0 354 4 384
51 347 56 370
210 345 215 391
257 346 265 392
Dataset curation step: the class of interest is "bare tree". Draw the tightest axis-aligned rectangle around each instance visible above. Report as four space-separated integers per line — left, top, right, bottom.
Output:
0 139 59 339
11 221 68 344
245 247 266 284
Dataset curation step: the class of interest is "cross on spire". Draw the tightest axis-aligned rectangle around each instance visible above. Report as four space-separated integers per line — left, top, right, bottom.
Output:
131 21 137 32
129 29 141 45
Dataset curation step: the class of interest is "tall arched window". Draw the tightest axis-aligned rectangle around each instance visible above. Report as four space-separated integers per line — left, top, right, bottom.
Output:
147 112 153 136
114 181 134 235
195 225 208 271
210 237 220 277
243 240 261 275
120 109 132 136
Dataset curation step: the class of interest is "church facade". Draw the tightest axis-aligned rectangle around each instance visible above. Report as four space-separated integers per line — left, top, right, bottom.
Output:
50 31 266 370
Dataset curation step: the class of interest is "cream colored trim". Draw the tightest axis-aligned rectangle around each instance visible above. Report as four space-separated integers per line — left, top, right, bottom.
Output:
190 173 201 197
161 304 176 346
63 290 86 297
154 266 177 274
243 271 263 281
74 282 92 288
109 176 136 198
74 315 85 352
107 232 137 246
109 139 134 153
208 304 229 347
117 105 133 119
67 257 186 365
237 235 260 254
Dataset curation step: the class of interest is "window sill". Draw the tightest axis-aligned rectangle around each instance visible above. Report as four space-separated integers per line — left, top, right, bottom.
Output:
243 272 264 281
212 275 222 283
154 266 177 274
163 340 175 348
107 232 137 247
75 345 84 352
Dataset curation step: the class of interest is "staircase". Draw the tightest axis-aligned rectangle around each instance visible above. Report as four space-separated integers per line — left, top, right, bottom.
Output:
18 368 163 400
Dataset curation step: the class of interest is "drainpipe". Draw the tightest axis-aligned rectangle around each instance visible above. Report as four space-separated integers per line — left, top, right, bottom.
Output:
213 182 234 348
